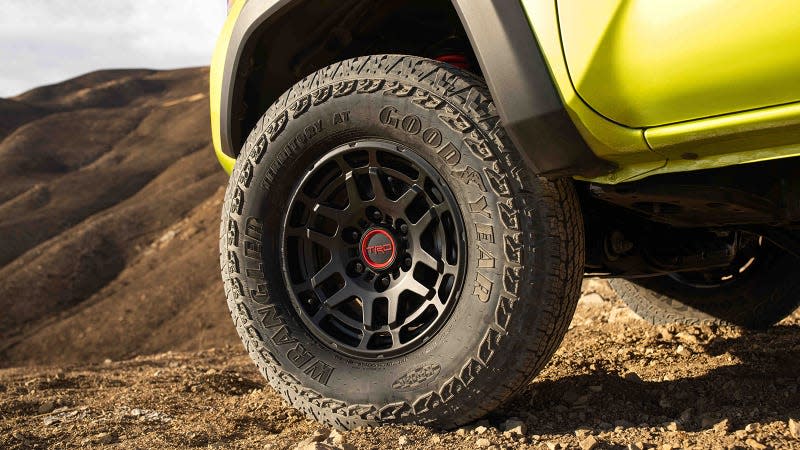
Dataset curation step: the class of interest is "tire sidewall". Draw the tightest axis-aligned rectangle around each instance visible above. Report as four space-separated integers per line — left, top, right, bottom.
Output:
228 88 516 408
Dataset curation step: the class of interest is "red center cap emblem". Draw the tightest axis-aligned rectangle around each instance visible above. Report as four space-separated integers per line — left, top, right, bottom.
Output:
360 229 397 270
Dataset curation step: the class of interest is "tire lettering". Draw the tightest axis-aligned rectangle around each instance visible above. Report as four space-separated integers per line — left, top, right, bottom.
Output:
304 360 334 386
477 245 495 268
475 223 495 243
379 105 400 127
437 141 461 166
303 120 323 140
249 281 268 304
333 110 351 124
401 114 422 134
473 272 493 303
421 127 442 147
287 343 315 369
258 305 283 329
272 326 297 346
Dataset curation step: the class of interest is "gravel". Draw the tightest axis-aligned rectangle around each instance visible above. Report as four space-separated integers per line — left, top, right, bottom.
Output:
1 280 798 449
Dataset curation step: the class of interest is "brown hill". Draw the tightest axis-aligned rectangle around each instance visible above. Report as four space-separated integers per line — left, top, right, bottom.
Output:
0 68 239 367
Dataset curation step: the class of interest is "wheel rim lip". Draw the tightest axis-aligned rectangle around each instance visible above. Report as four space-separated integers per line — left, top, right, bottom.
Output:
360 228 397 270
278 139 467 360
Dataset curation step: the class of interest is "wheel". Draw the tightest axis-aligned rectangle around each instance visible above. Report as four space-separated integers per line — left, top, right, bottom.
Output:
220 55 584 429
610 236 800 329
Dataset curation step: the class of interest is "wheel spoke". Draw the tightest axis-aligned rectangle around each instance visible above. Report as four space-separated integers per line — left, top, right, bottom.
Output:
323 284 352 307
306 228 335 247
386 296 399 325
443 260 459 276
368 148 381 167
394 185 421 209
361 297 376 328
404 279 431 299
415 249 440 272
310 307 327 325
310 259 338 286
414 209 435 231
368 168 387 201
413 202 446 230
313 203 347 221
343 172 361 207
357 330 374 349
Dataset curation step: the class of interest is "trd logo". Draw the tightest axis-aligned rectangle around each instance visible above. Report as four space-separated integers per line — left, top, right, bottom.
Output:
366 244 393 254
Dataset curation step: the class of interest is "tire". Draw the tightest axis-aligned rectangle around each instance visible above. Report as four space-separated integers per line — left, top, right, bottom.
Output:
219 55 584 429
610 240 800 329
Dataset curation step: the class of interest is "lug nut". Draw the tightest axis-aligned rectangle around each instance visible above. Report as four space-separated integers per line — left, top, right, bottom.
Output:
349 230 360 242
399 223 409 234
403 256 412 270
379 275 391 287
353 262 364 274
371 209 382 221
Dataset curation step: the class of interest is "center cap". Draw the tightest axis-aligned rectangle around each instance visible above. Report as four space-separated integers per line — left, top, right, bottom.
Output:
360 228 397 270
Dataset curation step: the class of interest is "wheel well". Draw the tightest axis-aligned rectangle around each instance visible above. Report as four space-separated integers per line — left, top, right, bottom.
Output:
230 0 475 155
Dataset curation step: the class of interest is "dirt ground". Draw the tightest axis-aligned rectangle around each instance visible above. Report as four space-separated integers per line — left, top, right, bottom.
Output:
2 280 798 450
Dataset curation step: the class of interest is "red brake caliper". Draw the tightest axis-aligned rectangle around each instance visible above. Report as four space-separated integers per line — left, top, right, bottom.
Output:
435 54 470 70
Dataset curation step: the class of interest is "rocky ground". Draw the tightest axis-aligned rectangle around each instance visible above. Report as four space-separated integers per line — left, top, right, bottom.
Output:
2 280 798 450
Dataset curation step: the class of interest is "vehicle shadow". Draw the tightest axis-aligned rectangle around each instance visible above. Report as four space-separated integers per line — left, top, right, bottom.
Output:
497 324 800 435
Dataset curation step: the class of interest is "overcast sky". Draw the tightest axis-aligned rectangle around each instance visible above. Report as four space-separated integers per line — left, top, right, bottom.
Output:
1 0 227 97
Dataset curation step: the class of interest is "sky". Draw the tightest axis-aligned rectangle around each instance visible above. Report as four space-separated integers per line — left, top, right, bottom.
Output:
0 0 227 97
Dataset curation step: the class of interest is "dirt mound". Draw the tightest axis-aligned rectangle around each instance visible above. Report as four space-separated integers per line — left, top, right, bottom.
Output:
1 291 797 449
0 67 239 367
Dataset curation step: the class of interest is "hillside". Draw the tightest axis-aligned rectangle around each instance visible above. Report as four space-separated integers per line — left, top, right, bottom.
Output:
0 68 239 367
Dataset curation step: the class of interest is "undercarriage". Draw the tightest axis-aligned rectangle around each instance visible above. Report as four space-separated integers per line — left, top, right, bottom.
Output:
583 158 800 278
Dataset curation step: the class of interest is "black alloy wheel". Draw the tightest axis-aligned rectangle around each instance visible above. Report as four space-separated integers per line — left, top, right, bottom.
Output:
281 141 466 359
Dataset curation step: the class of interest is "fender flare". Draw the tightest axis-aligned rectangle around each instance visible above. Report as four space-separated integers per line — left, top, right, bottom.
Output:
213 0 614 178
